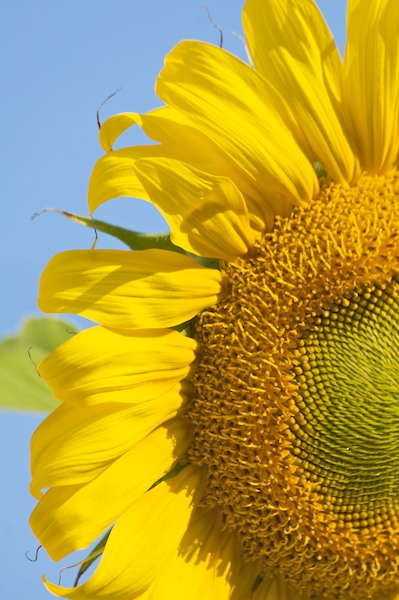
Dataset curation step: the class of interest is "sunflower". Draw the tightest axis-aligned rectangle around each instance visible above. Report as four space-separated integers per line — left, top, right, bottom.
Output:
30 0 399 598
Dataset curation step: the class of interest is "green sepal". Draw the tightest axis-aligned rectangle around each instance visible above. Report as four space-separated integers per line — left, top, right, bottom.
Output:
44 209 220 269
252 575 264 593
0 317 77 412
314 160 328 179
43 209 183 253
148 462 187 491
74 530 111 586
171 317 196 336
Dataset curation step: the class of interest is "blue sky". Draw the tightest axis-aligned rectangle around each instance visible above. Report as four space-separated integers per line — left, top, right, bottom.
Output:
2 1 346 597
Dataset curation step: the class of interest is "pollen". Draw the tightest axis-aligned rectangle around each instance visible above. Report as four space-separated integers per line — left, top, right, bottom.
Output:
188 170 399 600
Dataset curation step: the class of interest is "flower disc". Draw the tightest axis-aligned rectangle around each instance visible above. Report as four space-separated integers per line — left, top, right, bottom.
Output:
188 171 399 600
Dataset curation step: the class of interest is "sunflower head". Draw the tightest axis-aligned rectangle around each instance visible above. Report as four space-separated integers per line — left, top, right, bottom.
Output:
189 171 399 599
30 1 399 599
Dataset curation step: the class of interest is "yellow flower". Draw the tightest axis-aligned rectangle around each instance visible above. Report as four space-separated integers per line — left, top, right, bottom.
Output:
30 0 399 598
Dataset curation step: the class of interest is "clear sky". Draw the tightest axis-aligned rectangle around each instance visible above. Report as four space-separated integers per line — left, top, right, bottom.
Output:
2 1 346 597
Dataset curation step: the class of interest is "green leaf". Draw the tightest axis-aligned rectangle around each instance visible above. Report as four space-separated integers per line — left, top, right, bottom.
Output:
34 209 221 269
0 317 77 412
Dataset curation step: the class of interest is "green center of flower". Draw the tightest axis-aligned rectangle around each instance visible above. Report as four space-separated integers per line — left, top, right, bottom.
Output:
188 171 399 600
294 279 399 529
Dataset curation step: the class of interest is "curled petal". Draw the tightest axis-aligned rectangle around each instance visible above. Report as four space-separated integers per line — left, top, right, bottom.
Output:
95 108 271 232
134 158 258 260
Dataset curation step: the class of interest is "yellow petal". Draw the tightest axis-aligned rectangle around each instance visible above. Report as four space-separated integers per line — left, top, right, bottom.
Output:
243 0 360 183
44 465 207 599
343 0 399 172
88 145 165 211
38 326 197 406
156 41 318 217
38 248 224 329
98 109 188 151
98 108 197 151
30 418 192 561
134 158 257 260
30 383 188 497
93 108 269 231
149 508 240 600
99 112 143 152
